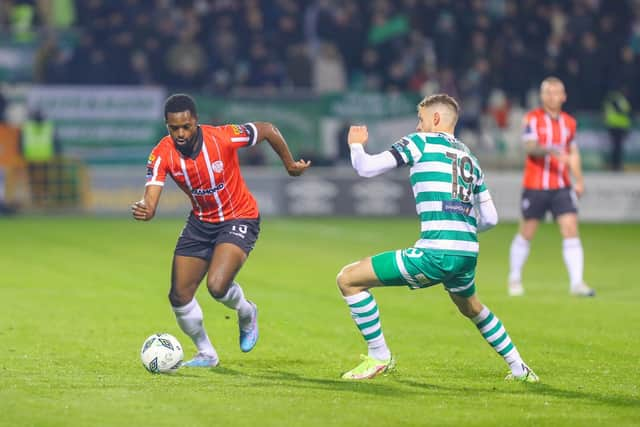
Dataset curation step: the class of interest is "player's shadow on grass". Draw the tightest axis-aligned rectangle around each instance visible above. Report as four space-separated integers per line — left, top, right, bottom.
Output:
174 366 246 378
191 365 403 396
395 379 639 408
209 366 245 376
522 383 639 409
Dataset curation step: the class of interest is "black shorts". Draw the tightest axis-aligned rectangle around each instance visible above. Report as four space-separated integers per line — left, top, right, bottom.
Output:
174 213 260 260
521 188 578 220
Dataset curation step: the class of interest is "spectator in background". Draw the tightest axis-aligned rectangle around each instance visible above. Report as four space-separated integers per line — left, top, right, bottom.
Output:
574 32 605 110
246 39 285 91
20 109 61 206
39 0 75 30
9 0 37 43
5 0 638 112
458 58 490 133
433 11 459 69
129 50 155 86
165 31 207 89
603 88 632 171
203 17 246 94
435 67 460 101
274 7 303 48
613 46 639 107
330 3 365 78
487 89 511 130
502 26 533 107
357 48 383 91
312 43 346 94
33 35 67 83
106 29 137 84
285 44 312 89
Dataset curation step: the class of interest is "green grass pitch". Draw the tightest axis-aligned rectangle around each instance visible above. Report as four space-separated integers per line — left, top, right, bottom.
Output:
1 217 638 426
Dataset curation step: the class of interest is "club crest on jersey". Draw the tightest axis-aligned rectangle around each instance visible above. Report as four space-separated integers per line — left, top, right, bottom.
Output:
212 160 224 173
147 153 156 164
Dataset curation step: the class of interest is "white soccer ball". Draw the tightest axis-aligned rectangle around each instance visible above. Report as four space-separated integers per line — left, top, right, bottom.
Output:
140 333 184 374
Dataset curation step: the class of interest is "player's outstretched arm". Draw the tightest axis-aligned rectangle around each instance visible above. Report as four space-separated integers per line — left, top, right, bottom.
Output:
253 122 310 176
131 185 163 221
348 125 398 178
474 191 499 232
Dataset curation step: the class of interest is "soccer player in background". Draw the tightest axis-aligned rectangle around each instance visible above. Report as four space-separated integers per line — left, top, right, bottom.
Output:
337 94 539 382
508 77 594 297
131 94 310 367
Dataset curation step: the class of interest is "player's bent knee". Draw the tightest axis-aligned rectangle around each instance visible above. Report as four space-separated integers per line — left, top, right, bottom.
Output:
336 262 359 290
206 280 231 299
168 290 189 307
560 224 578 238
336 267 349 290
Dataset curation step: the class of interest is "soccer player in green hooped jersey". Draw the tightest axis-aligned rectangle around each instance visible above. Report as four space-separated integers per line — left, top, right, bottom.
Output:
337 94 539 382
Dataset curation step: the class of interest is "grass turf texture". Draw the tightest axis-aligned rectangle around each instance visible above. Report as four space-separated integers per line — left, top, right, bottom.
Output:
1 217 638 426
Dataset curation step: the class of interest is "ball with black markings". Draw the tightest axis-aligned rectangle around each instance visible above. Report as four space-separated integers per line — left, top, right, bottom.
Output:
140 333 183 374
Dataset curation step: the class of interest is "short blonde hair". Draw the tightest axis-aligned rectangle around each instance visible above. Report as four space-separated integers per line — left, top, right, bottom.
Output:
418 94 460 116
540 76 564 89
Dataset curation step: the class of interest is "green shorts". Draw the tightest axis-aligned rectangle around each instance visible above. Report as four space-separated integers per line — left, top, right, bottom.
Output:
371 248 477 297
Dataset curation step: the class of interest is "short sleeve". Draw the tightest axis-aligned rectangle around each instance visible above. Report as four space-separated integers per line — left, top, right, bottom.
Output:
222 123 258 148
145 147 167 187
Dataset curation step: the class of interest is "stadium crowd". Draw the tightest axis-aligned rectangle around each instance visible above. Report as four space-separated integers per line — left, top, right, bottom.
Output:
0 0 639 111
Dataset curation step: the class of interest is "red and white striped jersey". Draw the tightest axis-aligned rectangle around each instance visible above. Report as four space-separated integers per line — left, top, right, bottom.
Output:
521 108 577 190
145 123 259 223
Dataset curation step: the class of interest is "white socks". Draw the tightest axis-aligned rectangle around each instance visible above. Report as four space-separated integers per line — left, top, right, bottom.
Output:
172 298 217 358
509 234 530 283
563 238 584 288
511 233 584 289
215 282 253 329
172 282 253 358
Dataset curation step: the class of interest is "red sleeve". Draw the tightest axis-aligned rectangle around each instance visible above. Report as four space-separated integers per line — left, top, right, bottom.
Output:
219 123 258 149
145 142 169 187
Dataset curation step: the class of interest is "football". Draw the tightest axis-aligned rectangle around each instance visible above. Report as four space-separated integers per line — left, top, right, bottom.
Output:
140 333 184 374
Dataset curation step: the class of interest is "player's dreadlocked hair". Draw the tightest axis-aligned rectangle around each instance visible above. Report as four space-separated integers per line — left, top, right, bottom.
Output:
164 93 198 120
418 94 460 116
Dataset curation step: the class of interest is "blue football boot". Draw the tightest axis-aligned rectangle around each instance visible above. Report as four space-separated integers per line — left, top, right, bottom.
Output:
239 301 258 353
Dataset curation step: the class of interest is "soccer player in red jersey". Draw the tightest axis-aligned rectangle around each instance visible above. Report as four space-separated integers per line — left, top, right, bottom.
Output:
131 94 310 367
508 77 594 297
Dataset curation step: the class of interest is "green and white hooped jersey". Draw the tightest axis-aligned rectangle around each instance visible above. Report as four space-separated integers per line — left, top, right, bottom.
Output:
390 132 489 257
